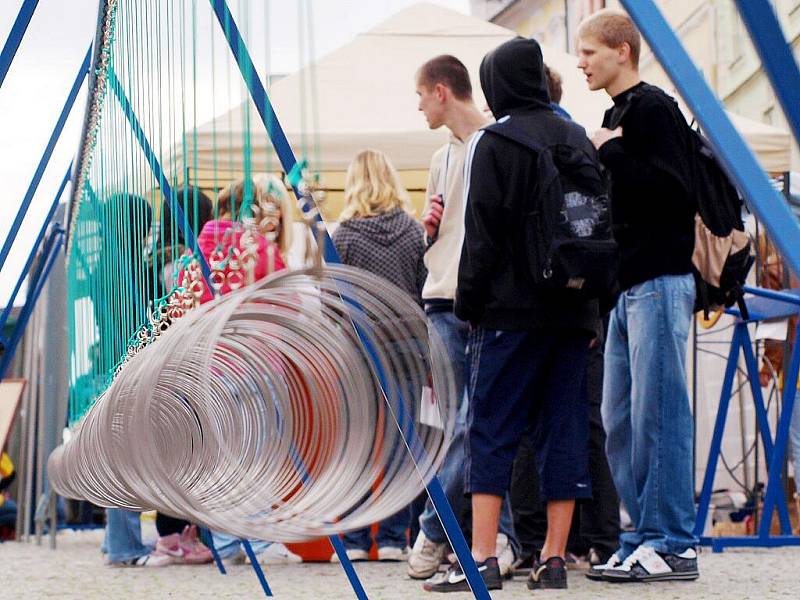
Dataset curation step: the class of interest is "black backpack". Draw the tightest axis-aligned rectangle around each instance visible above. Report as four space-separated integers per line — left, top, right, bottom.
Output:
609 84 753 319
484 118 619 302
688 127 754 319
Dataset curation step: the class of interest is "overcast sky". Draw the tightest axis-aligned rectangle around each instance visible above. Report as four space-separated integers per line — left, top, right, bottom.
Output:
0 0 469 307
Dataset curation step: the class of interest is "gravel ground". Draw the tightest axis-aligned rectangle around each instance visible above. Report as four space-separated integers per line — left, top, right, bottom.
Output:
4 529 798 599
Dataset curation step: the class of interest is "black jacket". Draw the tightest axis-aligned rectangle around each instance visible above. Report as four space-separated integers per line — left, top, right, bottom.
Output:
599 82 695 290
454 38 598 333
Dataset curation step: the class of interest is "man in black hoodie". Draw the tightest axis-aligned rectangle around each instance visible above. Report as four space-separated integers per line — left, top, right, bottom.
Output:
425 37 599 593
577 9 699 584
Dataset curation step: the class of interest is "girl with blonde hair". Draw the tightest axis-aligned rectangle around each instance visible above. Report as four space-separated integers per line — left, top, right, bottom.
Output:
330 149 426 562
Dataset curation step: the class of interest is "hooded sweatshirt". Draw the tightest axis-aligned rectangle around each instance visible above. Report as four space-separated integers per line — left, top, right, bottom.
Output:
332 208 427 302
454 37 598 333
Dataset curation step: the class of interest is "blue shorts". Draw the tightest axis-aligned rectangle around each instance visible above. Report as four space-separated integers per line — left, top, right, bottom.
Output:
465 328 592 501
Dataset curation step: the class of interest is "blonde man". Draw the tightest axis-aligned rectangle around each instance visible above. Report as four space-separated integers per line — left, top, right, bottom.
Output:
578 9 699 583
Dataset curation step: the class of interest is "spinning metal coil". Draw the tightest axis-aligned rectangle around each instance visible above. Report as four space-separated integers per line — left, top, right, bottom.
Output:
49 265 455 540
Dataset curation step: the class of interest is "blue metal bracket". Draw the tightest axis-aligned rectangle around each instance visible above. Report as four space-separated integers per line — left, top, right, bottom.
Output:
209 2 490 598
0 0 39 89
106 67 212 286
694 288 800 550
0 162 70 333
736 0 800 152
620 0 800 279
0 44 90 276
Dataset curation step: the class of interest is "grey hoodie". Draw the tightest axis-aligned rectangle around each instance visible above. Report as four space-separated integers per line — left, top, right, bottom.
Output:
332 208 427 302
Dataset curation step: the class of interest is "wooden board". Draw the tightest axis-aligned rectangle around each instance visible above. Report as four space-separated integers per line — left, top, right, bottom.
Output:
0 379 26 451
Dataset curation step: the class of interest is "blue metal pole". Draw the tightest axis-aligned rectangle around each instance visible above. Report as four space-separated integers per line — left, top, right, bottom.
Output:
0 163 71 333
619 0 800 279
693 325 742 537
759 325 800 537
105 67 212 285
736 1 800 152
209 4 489 597
0 44 89 276
240 540 273 597
738 325 793 534
208 0 340 265
0 0 39 89
0 229 64 378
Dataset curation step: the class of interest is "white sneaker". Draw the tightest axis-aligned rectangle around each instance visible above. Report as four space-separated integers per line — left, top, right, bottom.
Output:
330 548 369 563
377 545 408 561
247 542 303 565
496 533 515 579
586 551 622 581
407 531 447 579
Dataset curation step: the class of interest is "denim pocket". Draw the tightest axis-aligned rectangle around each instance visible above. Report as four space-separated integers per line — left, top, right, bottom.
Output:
625 279 657 300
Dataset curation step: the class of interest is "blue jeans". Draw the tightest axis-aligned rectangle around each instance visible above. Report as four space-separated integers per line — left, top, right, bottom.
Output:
790 389 800 495
212 532 273 559
105 509 150 562
602 274 697 556
418 310 518 553
342 506 410 551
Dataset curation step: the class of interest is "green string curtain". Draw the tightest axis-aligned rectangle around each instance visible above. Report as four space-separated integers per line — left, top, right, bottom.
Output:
66 0 318 424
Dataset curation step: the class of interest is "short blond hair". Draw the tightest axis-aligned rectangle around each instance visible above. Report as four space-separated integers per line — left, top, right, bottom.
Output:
341 149 411 221
253 173 293 254
578 8 641 68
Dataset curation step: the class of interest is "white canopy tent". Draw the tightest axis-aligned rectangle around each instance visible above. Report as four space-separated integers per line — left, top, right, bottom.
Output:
173 2 793 176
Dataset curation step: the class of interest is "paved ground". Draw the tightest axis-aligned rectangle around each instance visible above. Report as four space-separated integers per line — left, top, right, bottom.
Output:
4 529 798 599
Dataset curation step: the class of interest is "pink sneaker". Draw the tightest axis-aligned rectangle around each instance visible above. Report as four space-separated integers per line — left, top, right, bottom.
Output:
179 525 213 564
155 533 182 559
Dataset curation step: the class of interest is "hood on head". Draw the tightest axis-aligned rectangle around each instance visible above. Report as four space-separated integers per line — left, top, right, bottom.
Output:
340 209 414 247
480 37 551 119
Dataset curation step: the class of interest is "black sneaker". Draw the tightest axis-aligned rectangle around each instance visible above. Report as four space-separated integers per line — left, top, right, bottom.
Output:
527 556 567 589
602 546 699 583
423 557 502 593
585 551 622 581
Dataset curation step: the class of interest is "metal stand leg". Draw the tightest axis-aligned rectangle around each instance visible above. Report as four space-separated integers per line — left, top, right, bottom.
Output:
241 539 273 597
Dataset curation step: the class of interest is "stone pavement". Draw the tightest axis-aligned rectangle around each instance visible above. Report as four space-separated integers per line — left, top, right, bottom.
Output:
3 530 797 599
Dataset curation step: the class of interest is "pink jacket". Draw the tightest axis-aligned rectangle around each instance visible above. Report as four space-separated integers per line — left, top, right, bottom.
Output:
193 219 285 303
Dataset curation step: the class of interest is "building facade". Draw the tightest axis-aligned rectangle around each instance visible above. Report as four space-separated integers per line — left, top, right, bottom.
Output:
471 0 800 168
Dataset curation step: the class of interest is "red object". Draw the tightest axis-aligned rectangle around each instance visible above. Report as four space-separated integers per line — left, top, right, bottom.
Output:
286 524 382 562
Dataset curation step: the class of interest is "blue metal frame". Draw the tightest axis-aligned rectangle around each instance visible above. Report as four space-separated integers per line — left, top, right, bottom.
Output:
209 2 490 598
0 228 64 378
0 163 71 340
0 0 39 89
694 287 800 551
620 0 800 279
106 67 212 286
736 1 800 153
0 44 90 276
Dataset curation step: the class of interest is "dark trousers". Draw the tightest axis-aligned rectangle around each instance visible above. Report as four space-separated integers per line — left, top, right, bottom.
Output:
510 341 620 558
156 513 190 537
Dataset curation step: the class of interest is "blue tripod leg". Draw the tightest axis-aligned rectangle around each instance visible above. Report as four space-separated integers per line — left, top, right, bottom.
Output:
199 526 227 575
241 539 273 597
